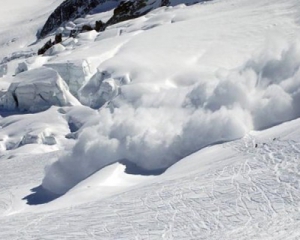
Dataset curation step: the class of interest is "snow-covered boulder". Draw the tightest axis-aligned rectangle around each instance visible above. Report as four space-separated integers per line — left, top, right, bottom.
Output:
77 30 98 42
56 27 64 35
95 28 121 41
61 22 77 37
61 37 78 49
44 60 91 97
65 21 76 31
0 67 80 112
44 43 66 56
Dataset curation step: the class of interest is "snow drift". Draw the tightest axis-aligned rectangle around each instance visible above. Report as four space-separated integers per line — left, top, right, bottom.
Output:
42 39 300 195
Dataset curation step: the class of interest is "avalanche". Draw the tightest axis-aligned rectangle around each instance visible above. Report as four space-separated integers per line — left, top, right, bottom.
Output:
1 0 300 239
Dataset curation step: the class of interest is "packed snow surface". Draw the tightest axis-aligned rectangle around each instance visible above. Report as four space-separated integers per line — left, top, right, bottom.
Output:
1 0 300 239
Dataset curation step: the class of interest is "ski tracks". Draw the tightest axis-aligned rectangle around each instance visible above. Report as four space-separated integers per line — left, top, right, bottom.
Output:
1 135 300 239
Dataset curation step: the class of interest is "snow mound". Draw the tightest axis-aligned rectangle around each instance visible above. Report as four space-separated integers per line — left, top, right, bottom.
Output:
21 130 57 146
44 44 66 56
95 28 121 41
61 37 78 50
0 67 80 112
42 39 300 195
77 30 99 42
0 107 69 152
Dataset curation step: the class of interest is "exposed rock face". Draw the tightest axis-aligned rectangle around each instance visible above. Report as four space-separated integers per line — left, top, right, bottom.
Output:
106 0 148 26
106 0 172 26
38 39 54 55
39 0 199 38
161 0 171 6
39 0 111 38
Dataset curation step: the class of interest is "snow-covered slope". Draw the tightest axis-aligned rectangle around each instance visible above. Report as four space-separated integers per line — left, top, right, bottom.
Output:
1 0 300 239
39 0 207 38
0 0 64 60
2 115 300 239
41 0 300 195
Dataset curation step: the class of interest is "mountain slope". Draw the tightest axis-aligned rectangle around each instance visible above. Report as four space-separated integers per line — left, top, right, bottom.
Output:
0 0 64 60
39 0 117 37
0 0 300 239
2 115 300 239
39 0 207 37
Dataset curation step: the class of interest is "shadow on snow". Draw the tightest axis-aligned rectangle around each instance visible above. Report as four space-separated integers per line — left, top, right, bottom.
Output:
120 159 167 175
23 185 61 205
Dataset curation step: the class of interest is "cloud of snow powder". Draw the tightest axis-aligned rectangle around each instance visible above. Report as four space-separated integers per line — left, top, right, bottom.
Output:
43 40 300 195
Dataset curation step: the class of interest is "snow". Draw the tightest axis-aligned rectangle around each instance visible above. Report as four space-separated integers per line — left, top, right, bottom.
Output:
45 59 92 97
0 107 74 152
42 0 300 194
3 118 300 239
0 0 64 60
44 43 66 56
0 67 80 112
1 0 300 239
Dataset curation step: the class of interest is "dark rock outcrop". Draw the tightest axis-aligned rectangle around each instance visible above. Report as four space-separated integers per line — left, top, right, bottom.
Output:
55 33 62 44
39 0 111 38
38 40 54 55
81 25 94 32
106 0 171 27
39 0 205 38
95 20 105 32
106 0 150 26
161 0 171 6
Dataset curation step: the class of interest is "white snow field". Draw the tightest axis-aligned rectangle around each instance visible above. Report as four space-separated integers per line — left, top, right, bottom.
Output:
1 0 300 239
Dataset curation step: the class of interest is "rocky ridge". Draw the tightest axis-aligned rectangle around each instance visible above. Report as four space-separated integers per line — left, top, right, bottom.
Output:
39 0 205 38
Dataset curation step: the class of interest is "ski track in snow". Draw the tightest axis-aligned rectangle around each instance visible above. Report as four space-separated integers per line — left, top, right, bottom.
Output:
1 134 300 239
